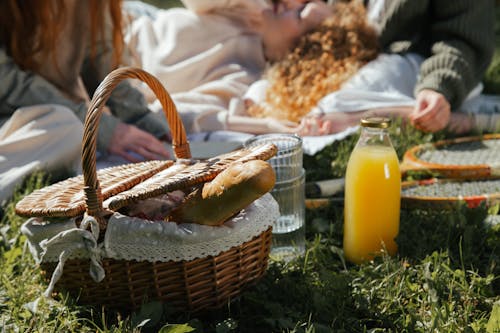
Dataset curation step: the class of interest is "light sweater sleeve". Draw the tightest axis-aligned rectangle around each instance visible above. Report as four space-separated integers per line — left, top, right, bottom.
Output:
106 80 171 139
416 0 495 109
80 21 170 148
0 45 167 153
0 47 122 152
0 48 76 118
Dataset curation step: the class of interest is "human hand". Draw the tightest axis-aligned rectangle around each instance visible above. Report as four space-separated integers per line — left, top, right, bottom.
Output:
296 116 333 136
108 122 171 162
410 89 451 132
265 117 301 133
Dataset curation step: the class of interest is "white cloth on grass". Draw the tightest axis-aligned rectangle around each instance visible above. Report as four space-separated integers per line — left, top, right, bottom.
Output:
314 52 492 115
187 128 359 156
242 52 498 155
122 0 269 133
0 105 82 205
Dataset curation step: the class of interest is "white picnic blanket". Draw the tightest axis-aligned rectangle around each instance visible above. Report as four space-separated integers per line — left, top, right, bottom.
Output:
187 129 359 156
123 0 269 133
239 52 500 154
122 2 500 157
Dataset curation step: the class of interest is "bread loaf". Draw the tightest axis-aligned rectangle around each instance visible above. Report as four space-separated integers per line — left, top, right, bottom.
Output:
168 160 276 226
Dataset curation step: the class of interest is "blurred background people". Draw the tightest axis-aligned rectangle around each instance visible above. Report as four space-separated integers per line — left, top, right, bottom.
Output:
0 0 171 204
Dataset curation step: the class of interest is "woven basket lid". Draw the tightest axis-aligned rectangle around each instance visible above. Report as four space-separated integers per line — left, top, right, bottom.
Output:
15 66 191 221
15 160 173 218
15 143 277 218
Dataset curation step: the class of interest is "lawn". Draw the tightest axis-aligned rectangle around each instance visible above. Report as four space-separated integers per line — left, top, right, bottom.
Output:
1 122 499 333
1 2 500 333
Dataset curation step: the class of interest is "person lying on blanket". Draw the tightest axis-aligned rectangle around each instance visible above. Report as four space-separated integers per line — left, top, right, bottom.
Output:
125 0 496 138
245 0 379 134
245 0 495 136
122 0 331 134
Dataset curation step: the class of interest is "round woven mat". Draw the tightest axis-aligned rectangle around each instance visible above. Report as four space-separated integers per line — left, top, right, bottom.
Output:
416 139 500 166
401 134 500 179
401 178 500 209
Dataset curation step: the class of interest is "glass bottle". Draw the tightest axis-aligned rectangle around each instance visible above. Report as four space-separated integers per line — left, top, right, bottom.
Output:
343 117 401 264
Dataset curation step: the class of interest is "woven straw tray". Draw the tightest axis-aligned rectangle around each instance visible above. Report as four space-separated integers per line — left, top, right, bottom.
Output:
400 134 500 179
15 67 277 313
401 177 500 209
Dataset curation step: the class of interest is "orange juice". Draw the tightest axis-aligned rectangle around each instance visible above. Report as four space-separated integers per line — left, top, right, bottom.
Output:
343 142 401 264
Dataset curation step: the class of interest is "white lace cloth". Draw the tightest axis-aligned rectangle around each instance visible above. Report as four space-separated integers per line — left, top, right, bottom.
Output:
105 194 278 261
22 194 278 264
21 194 278 301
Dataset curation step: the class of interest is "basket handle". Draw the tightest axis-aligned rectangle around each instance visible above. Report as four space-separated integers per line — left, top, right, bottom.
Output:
81 67 191 226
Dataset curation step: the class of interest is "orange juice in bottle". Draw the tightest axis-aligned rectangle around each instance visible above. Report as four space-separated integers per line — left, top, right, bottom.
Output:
343 117 401 264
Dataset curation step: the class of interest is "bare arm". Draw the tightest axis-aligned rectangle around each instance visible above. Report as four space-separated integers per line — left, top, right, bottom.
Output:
226 115 299 134
298 106 415 136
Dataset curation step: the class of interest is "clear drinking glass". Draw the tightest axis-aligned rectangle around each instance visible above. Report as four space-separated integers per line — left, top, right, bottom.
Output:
245 134 305 261
270 169 306 260
245 134 303 182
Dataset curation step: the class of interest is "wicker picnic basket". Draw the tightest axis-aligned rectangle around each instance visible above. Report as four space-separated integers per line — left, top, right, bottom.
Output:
15 67 279 313
400 134 500 179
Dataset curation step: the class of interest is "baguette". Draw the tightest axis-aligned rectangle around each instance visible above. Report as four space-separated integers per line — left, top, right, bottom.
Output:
168 160 276 226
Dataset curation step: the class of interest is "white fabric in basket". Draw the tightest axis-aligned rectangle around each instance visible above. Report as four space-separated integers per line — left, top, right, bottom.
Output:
105 193 278 261
22 194 278 264
21 194 278 301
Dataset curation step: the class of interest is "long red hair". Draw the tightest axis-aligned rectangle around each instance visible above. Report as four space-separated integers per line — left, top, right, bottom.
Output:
0 0 124 71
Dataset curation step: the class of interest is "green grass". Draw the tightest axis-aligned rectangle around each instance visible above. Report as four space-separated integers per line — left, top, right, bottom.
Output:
1 122 499 332
140 0 183 9
1 2 500 332
483 6 500 95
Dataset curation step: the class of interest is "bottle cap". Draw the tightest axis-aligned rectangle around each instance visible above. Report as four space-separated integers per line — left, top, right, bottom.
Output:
360 117 391 129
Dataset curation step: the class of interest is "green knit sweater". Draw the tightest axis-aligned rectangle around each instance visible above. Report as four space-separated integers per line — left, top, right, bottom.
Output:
378 0 495 109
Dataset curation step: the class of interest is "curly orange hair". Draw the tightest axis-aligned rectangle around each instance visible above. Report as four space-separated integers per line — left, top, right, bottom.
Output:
0 0 124 72
248 1 379 122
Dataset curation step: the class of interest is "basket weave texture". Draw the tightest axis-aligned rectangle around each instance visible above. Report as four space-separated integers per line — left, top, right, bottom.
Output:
400 134 500 179
401 178 500 209
15 67 276 313
40 228 272 312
